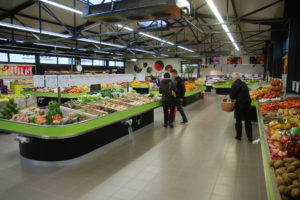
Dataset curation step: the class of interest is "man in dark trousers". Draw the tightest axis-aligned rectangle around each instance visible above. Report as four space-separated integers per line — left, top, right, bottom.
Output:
159 73 177 128
230 72 253 142
171 69 188 124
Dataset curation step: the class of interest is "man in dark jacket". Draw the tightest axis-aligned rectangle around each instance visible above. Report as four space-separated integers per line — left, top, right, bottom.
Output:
159 73 177 128
171 69 188 124
230 72 252 141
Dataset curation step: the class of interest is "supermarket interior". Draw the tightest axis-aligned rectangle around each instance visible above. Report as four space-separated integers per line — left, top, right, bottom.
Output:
0 0 300 200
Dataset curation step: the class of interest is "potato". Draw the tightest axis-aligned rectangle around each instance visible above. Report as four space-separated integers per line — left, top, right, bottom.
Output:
293 183 300 188
281 195 292 200
283 174 293 185
279 185 290 195
293 179 299 185
269 160 276 167
277 176 284 186
287 165 296 173
291 188 300 199
274 160 284 169
291 161 300 168
284 158 296 163
276 167 287 176
294 168 300 175
288 173 298 180
285 163 292 168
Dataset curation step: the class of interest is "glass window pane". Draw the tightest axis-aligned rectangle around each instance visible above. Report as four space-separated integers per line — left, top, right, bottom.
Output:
40 56 57 64
58 57 73 65
109 61 115 67
116 61 124 67
0 52 8 62
93 60 105 66
81 59 93 66
10 53 35 63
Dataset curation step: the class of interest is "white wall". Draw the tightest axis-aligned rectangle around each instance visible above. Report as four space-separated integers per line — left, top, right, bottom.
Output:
200 64 264 78
125 56 264 78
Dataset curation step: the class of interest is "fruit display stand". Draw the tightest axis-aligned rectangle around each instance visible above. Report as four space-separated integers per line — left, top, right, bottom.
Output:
0 100 161 163
149 87 206 106
255 98 300 200
23 92 87 106
255 101 281 200
183 87 206 106
212 83 232 95
132 85 150 94
0 74 164 165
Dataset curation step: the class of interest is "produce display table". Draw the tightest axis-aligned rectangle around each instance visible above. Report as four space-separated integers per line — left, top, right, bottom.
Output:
0 101 161 163
23 92 87 106
255 102 281 200
150 87 206 106
132 86 150 94
212 84 231 95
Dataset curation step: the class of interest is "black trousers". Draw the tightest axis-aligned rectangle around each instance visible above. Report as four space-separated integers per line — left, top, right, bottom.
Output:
235 104 253 139
162 101 175 124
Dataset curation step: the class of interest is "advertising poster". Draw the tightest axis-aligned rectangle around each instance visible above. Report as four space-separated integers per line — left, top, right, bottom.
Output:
250 56 264 64
0 64 33 76
227 57 242 64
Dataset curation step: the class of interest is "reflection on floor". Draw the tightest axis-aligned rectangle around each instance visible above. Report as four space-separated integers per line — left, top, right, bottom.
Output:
0 92 267 200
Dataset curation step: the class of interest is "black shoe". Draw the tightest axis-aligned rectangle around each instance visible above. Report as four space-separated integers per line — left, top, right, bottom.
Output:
169 124 174 128
235 136 241 141
181 121 188 124
248 138 253 142
164 123 168 128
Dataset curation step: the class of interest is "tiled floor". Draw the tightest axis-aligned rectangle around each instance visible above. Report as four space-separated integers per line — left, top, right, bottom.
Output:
0 92 267 200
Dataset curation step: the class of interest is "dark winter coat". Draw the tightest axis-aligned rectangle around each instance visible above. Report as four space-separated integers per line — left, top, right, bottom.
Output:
230 79 251 107
173 76 185 99
159 79 177 102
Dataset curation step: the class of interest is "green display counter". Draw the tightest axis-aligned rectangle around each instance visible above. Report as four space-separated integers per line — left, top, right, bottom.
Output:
255 102 281 200
0 101 161 163
23 92 87 98
150 87 206 106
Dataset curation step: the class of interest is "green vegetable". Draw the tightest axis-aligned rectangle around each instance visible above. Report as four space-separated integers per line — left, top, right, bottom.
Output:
291 127 300 135
46 100 62 125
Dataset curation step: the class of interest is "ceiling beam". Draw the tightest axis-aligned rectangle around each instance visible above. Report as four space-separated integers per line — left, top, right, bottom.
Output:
231 0 244 49
0 0 35 20
239 0 284 19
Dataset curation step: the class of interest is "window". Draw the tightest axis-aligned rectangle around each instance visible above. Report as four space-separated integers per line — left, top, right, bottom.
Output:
58 57 74 65
81 59 93 66
116 61 124 67
93 59 105 66
109 61 115 67
9 53 35 63
0 52 8 62
40 56 57 64
80 0 115 5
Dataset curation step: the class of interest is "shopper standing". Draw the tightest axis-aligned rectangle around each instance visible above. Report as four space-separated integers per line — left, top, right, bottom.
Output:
159 73 177 128
171 69 188 124
230 72 253 142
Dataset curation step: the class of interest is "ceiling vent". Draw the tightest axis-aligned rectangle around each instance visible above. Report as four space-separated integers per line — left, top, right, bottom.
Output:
82 0 190 23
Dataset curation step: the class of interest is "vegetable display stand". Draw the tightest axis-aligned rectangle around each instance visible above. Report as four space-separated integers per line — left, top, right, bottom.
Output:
255 102 282 200
212 84 232 95
0 101 161 164
132 87 149 94
183 87 206 106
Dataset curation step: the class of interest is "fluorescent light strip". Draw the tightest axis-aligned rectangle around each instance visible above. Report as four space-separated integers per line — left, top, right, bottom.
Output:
40 0 83 15
206 0 239 51
34 42 73 49
178 45 194 53
116 24 195 53
0 37 7 41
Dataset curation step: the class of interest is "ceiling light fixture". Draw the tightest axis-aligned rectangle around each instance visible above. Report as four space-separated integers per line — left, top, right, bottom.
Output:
116 24 195 53
40 0 83 15
34 42 73 49
205 0 240 51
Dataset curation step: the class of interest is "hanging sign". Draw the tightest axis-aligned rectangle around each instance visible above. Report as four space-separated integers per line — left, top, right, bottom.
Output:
0 64 33 76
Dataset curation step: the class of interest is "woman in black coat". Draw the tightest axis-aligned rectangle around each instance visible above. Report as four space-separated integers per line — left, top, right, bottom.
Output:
230 72 253 142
